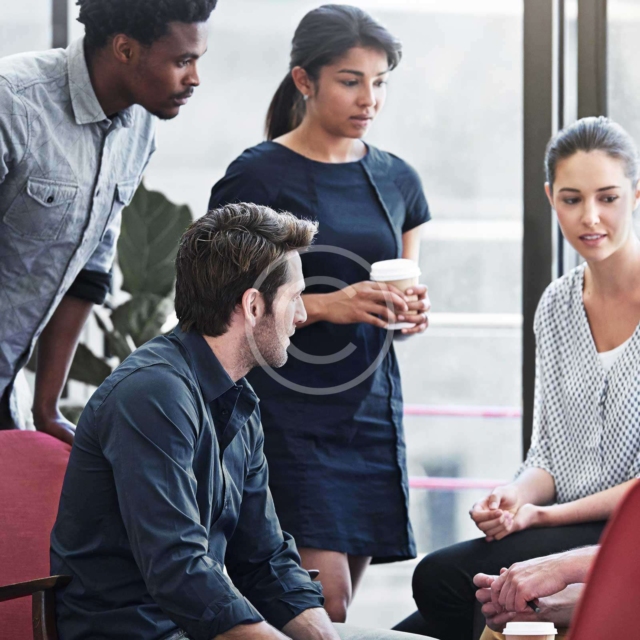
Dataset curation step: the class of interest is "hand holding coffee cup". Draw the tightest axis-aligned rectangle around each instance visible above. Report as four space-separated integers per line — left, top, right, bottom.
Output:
317 280 408 328
370 259 429 333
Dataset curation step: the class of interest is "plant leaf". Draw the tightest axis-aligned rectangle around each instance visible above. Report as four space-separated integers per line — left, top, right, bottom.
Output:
118 184 192 297
68 343 112 387
60 405 85 426
111 294 174 347
92 309 133 362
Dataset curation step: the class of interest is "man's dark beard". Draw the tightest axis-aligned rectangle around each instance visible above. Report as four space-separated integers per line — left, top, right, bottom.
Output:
252 314 289 370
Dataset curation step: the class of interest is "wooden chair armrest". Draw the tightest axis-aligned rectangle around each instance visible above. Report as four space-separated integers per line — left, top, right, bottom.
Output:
0 576 71 603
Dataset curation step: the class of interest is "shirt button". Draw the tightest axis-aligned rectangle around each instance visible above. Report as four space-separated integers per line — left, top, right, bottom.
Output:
46 195 54 203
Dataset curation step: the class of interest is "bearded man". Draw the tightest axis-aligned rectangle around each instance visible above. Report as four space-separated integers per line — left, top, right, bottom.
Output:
50 203 431 640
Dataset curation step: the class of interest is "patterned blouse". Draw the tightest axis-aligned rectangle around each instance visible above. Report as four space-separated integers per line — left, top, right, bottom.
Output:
518 264 640 503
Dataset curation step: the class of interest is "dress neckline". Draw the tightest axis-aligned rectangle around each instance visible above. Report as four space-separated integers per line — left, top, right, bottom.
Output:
265 140 369 166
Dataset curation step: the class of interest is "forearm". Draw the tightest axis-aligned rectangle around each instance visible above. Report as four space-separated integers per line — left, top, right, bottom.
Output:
552 546 598 584
299 294 331 328
33 295 93 417
282 607 339 640
510 468 556 506
538 583 584 626
536 480 637 527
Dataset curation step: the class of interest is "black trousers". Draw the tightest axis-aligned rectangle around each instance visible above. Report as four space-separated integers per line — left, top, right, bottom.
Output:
408 522 606 640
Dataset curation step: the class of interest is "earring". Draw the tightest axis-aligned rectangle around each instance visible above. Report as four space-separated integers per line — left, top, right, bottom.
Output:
303 94 309 102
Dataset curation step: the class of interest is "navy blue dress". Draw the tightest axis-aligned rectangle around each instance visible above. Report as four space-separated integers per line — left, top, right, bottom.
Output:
208 141 430 562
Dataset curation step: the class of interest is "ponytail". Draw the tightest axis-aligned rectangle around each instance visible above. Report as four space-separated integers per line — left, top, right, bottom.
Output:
263 4 402 141
265 74 304 141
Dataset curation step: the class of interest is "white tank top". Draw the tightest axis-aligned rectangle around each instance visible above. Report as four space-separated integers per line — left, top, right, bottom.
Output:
598 335 633 373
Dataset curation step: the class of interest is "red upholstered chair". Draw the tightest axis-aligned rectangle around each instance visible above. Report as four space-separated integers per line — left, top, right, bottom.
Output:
0 431 71 640
567 480 640 640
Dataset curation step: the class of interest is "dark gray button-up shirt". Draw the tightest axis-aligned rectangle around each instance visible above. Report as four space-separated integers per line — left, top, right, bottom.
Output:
51 327 323 640
0 37 156 425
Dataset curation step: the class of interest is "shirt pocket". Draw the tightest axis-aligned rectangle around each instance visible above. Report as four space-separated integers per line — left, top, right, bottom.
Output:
100 178 138 241
3 177 78 241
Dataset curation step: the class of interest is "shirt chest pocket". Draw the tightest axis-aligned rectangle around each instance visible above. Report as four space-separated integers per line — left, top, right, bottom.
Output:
3 177 78 241
100 179 138 241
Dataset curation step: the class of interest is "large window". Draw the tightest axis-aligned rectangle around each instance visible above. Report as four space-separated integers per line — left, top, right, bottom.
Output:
608 1 640 144
0 1 51 58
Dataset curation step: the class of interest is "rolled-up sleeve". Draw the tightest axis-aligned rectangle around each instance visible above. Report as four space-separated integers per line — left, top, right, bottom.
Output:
225 423 324 630
99 365 264 640
65 268 112 304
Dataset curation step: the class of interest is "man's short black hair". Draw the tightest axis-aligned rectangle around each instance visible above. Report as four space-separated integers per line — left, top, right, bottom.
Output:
76 0 218 50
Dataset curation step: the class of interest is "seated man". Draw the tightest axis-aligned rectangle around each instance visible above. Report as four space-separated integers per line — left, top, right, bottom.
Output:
51 202 430 640
473 546 599 640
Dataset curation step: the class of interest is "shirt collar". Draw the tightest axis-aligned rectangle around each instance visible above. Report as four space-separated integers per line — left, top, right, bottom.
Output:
173 325 254 405
67 37 134 128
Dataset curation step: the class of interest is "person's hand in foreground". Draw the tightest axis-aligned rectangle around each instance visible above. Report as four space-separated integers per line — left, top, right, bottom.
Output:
474 572 581 631
397 284 430 335
489 546 598 612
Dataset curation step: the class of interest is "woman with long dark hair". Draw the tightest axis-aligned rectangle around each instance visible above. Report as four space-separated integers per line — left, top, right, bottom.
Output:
208 5 431 621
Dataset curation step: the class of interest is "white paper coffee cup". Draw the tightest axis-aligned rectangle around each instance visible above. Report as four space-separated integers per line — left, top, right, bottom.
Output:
503 621 557 640
370 259 422 330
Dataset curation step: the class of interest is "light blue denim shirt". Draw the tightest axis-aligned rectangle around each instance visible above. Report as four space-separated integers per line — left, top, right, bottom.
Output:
0 37 156 426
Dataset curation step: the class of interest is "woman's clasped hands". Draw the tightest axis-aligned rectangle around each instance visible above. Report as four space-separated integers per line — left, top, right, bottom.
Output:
323 280 430 334
469 485 542 542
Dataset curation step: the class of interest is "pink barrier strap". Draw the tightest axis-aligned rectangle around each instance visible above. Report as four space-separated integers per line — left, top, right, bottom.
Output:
404 404 522 419
409 476 507 490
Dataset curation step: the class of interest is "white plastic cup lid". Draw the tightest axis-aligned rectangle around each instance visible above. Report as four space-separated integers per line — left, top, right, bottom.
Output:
503 622 557 635
370 259 421 282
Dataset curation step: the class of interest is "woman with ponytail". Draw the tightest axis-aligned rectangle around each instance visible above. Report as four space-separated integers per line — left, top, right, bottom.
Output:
208 5 431 621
